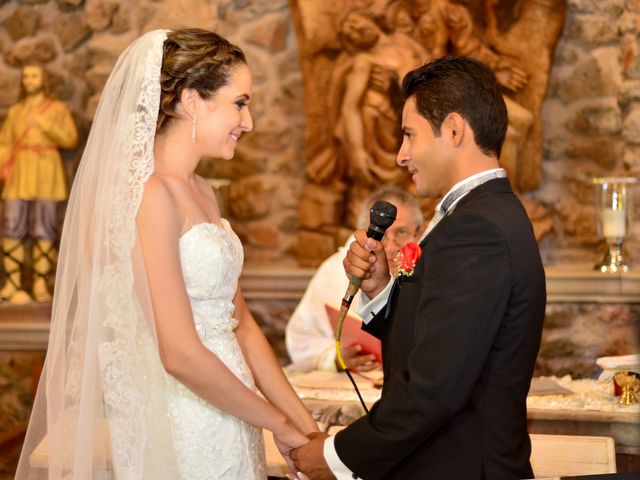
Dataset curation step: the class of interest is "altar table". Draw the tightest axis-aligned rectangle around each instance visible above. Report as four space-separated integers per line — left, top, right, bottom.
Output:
286 370 640 457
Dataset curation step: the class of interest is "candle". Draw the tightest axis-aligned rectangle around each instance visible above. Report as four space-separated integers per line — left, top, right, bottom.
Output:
601 209 626 238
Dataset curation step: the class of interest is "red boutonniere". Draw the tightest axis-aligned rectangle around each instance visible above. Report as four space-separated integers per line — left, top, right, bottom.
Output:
397 242 422 277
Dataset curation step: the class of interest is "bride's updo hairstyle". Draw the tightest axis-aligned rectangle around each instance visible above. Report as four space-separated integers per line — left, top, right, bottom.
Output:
156 28 246 134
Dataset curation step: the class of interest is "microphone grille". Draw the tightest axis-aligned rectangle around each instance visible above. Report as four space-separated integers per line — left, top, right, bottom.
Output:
369 200 397 229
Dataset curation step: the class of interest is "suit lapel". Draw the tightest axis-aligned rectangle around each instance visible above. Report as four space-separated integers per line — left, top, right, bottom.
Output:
421 177 513 245
386 178 514 319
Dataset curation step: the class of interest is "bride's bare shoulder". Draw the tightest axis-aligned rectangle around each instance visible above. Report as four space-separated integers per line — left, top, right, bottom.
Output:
141 175 174 207
138 175 181 231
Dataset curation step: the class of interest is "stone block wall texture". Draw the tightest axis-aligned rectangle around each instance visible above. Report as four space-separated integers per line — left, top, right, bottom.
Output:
0 351 43 478
529 0 640 378
0 0 637 382
537 0 640 265
536 303 639 378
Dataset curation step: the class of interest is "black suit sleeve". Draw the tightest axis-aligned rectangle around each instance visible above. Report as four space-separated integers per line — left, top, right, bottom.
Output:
362 307 387 340
335 211 513 478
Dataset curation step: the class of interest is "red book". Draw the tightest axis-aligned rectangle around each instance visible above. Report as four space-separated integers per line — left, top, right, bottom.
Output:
325 302 382 364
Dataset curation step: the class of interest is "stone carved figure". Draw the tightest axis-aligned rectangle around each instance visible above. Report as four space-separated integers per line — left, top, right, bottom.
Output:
327 9 426 225
0 64 78 304
482 0 567 192
393 0 535 193
291 0 565 265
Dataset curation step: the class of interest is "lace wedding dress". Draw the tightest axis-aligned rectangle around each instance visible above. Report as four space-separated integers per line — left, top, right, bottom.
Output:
165 220 267 479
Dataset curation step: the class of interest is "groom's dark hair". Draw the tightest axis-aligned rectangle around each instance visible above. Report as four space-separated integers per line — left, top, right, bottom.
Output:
402 56 508 159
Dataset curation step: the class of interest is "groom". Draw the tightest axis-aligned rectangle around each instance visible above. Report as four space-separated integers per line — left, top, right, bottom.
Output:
290 56 546 479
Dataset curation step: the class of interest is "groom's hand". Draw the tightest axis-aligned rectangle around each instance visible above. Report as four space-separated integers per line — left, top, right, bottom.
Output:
290 432 336 480
344 230 390 299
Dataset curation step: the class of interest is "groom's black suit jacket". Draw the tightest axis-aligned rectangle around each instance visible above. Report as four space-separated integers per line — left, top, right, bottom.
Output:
335 178 546 480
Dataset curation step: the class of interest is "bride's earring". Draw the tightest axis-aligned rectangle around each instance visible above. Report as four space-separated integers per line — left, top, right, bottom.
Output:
191 116 197 144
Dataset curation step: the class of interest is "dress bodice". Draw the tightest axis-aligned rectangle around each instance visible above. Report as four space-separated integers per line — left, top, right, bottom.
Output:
179 220 243 338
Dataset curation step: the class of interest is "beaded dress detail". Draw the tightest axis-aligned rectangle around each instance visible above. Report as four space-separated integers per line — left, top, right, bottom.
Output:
165 220 266 479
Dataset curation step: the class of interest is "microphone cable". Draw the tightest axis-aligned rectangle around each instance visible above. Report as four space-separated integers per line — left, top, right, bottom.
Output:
335 200 396 414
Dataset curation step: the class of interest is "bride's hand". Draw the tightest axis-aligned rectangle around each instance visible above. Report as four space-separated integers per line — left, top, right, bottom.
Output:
273 423 308 478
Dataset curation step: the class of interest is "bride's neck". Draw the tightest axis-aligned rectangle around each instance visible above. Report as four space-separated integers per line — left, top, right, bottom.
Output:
153 128 201 179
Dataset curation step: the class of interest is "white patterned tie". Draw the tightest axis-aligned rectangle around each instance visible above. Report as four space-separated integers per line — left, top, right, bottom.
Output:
418 206 446 243
417 170 508 244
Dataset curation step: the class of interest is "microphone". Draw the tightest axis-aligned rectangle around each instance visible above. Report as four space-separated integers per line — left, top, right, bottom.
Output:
335 200 396 371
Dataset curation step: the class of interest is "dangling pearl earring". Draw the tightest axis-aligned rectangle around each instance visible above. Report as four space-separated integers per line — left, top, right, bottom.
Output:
191 116 197 144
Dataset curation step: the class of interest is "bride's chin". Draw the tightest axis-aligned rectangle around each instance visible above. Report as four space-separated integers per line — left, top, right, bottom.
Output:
209 147 235 161
224 145 239 160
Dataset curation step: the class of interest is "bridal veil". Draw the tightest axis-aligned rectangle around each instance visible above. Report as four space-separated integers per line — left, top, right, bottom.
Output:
15 29 181 479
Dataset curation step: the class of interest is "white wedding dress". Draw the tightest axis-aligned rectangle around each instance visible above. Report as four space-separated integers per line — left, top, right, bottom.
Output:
163 220 267 479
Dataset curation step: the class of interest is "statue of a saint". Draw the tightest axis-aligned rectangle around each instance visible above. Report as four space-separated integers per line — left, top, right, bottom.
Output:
0 64 78 304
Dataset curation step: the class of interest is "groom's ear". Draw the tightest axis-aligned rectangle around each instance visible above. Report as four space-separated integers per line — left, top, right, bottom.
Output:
180 88 199 118
442 112 466 148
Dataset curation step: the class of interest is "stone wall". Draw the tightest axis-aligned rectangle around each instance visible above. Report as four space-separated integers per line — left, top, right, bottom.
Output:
537 303 640 378
0 351 43 478
537 0 640 265
532 0 640 374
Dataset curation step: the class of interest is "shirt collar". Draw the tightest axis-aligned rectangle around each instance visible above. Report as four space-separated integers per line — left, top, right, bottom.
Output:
436 168 507 215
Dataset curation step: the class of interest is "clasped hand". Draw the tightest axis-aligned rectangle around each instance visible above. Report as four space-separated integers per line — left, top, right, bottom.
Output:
289 432 336 480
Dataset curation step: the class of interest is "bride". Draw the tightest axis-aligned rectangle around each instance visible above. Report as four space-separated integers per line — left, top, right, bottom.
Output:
15 29 318 479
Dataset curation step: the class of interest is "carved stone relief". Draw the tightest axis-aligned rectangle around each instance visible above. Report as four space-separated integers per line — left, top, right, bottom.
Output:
291 0 566 266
